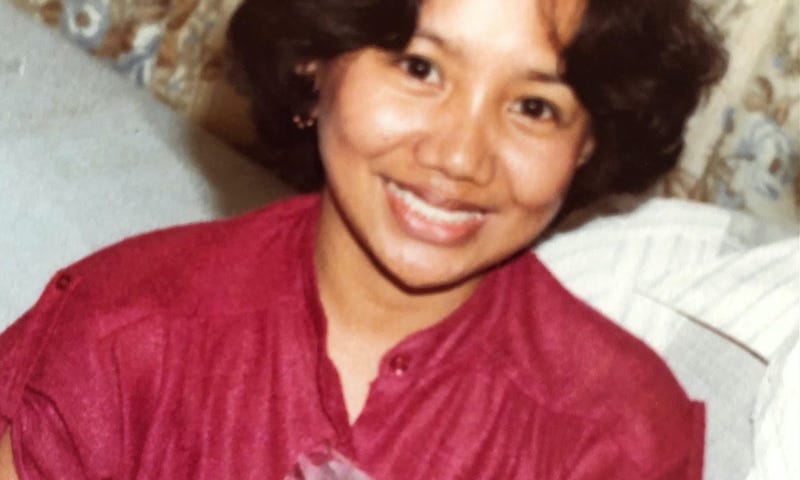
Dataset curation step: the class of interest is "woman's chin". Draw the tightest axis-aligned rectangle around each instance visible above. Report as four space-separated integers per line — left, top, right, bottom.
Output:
375 253 484 295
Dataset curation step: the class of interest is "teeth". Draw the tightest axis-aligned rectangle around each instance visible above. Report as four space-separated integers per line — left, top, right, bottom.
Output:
387 181 483 225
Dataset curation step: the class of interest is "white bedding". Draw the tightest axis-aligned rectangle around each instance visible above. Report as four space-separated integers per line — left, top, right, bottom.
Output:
1 3 797 479
747 331 799 480
643 237 798 361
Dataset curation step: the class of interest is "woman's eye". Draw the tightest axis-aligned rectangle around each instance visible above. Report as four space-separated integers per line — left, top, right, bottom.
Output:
514 97 560 123
399 55 441 84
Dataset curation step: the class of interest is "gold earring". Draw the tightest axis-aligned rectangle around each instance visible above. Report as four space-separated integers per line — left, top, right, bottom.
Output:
292 114 316 129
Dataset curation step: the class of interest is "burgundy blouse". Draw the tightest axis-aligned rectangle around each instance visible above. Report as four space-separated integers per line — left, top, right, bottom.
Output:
0 194 704 479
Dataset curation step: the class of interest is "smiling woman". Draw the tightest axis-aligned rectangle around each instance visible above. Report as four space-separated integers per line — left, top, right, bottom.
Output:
314 0 594 290
0 0 725 478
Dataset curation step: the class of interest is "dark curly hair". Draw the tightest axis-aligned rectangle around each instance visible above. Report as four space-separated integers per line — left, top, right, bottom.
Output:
228 0 726 210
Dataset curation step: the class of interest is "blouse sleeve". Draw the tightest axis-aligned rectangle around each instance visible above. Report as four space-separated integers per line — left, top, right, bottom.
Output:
0 272 73 436
563 401 706 480
0 271 126 478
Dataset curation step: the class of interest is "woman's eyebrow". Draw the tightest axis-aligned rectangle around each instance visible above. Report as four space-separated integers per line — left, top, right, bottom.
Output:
414 29 464 59
524 69 565 84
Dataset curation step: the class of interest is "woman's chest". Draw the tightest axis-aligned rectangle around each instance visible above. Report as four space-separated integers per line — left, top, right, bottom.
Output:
127 349 587 480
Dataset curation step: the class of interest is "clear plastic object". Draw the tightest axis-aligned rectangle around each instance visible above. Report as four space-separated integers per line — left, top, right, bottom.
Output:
284 444 374 480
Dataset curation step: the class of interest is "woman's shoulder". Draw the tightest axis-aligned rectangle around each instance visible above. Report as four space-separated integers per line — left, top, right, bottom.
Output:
509 252 690 397
0 195 319 441
498 253 703 476
2 193 317 370
5 194 320 352
58 193 318 315
70 193 317 274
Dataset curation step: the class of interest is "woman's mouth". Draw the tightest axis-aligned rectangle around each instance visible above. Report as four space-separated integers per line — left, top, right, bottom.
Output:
384 180 487 245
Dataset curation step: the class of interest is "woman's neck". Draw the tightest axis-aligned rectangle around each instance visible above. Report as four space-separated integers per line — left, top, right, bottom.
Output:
313 190 483 423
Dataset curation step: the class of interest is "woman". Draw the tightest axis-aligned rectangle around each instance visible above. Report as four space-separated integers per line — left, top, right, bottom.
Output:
0 0 725 478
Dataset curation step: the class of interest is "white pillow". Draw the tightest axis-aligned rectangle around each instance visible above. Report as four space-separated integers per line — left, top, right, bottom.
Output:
640 238 799 361
746 331 799 480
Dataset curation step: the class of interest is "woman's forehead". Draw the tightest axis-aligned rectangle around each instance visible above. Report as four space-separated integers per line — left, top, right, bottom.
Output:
416 0 587 50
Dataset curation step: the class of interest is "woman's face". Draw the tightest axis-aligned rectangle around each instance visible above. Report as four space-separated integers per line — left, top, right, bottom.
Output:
315 0 593 290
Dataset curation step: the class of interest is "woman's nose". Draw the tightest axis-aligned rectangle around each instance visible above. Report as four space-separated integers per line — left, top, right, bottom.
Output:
415 98 496 186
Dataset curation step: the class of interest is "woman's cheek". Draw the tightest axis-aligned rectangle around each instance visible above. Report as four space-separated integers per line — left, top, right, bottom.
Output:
327 74 427 159
503 140 584 208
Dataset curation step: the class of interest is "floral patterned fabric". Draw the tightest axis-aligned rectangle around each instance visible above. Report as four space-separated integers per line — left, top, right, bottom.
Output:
7 0 800 222
665 0 800 223
9 0 255 145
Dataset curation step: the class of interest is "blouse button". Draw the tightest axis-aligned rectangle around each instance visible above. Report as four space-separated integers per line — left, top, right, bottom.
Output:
55 273 72 291
388 354 410 376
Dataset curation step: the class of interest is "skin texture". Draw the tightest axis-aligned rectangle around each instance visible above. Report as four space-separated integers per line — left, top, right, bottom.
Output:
314 0 593 422
0 431 18 480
